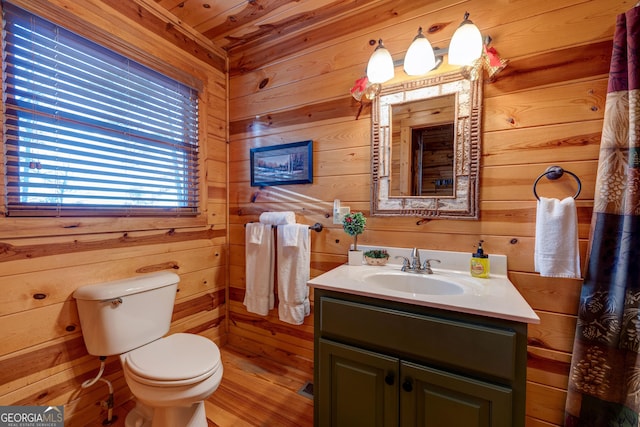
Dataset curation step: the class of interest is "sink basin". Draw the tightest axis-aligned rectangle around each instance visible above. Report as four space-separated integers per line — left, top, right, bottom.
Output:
362 271 466 296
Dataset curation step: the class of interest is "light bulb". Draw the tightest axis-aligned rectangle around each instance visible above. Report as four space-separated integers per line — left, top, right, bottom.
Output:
366 39 395 84
404 27 436 75
448 12 483 66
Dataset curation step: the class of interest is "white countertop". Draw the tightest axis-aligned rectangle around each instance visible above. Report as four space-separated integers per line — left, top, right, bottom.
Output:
307 246 540 324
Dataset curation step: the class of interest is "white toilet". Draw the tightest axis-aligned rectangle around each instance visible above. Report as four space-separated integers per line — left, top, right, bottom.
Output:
73 271 223 427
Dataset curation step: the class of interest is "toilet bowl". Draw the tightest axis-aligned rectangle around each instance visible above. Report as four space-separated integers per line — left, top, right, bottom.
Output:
122 334 223 427
73 272 224 427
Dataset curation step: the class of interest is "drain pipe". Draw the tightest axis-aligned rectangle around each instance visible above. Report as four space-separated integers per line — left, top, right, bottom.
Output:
82 356 117 425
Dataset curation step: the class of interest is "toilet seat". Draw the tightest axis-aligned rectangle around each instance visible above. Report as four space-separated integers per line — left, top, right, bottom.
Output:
124 333 221 387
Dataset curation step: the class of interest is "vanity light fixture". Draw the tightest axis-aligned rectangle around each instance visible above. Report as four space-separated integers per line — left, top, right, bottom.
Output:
448 12 483 66
366 12 489 83
403 27 436 76
366 39 395 84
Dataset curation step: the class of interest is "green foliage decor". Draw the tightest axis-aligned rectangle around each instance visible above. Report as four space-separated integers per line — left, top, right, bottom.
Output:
363 249 389 259
342 212 366 251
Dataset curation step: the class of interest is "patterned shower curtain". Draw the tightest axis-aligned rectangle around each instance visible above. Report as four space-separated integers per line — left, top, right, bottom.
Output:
564 4 640 426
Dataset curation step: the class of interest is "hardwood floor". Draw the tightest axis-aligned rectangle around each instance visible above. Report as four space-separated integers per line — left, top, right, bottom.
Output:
100 345 313 427
205 345 314 426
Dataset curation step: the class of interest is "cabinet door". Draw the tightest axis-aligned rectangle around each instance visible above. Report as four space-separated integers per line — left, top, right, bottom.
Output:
400 361 512 427
318 338 399 427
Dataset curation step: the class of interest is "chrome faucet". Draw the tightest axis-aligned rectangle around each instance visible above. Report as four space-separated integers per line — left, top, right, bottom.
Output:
410 248 421 271
396 249 441 274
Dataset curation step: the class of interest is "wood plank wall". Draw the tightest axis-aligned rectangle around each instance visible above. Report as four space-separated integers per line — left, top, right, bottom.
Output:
0 1 228 426
227 0 633 425
0 0 633 426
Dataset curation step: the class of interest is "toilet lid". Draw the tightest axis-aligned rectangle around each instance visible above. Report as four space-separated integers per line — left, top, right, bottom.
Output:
125 333 221 383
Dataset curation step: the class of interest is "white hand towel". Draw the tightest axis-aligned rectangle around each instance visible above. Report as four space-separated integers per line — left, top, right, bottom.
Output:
281 223 300 247
259 211 296 225
277 224 311 325
244 223 275 315
247 222 264 244
534 197 581 278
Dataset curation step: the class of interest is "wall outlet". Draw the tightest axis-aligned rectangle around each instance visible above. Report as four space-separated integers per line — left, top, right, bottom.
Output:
333 200 350 224
333 199 341 224
334 206 350 224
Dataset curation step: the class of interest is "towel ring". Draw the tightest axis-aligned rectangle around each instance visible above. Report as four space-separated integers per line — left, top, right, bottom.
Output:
533 166 582 201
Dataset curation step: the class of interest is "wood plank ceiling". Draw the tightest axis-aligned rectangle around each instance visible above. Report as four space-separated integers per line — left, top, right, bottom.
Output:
153 0 387 52
127 0 445 74
100 0 460 76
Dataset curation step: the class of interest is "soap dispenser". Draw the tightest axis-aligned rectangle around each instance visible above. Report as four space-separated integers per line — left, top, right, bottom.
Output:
470 240 490 278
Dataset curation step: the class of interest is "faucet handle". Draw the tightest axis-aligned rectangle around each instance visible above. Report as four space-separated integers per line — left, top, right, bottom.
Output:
422 259 441 274
395 256 410 271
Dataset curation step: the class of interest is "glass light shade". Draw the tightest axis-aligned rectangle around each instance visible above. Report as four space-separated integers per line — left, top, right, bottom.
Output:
367 39 395 84
448 14 483 66
403 28 436 75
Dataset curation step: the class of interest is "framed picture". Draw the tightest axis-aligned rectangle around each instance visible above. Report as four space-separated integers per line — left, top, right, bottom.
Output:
250 140 313 187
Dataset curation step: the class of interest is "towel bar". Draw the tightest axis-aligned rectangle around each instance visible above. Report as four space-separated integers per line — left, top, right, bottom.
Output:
244 222 324 232
532 166 582 200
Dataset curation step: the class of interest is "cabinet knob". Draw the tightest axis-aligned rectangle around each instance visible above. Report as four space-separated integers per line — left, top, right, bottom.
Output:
384 372 395 385
402 378 413 392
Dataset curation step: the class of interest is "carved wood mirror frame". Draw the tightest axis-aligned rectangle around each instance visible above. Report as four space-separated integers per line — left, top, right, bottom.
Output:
371 71 482 219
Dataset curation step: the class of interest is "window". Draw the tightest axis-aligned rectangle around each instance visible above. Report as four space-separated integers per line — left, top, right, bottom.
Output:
1 2 200 217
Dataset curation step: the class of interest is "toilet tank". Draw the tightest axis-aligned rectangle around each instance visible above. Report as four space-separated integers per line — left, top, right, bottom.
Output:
73 271 179 356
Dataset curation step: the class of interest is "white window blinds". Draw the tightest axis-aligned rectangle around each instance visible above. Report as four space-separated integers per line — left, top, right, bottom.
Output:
2 2 200 217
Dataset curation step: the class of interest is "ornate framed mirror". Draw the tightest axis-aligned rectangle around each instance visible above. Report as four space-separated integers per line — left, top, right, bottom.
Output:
371 72 482 219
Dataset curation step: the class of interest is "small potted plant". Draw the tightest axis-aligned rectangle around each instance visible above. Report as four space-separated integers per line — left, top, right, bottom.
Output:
342 212 366 265
363 249 390 266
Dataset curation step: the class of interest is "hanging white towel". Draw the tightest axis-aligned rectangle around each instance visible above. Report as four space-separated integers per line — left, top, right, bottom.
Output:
247 222 264 244
281 224 300 246
277 224 311 325
244 223 275 315
534 197 581 278
259 211 296 225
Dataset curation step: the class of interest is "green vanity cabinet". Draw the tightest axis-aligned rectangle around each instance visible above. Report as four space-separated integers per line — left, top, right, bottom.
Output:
318 339 398 426
399 360 513 427
313 289 529 427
